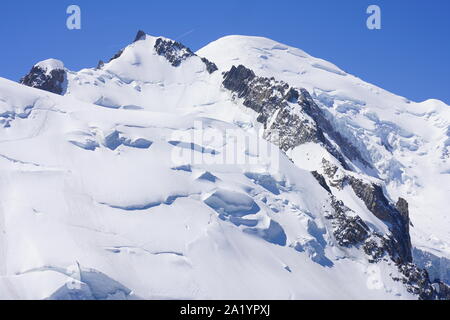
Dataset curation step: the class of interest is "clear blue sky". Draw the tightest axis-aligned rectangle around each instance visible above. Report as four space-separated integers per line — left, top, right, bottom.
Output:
0 0 449 104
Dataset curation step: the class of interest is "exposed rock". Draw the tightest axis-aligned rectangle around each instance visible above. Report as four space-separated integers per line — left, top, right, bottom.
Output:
363 234 389 263
321 159 345 189
222 65 366 168
154 38 196 67
396 197 410 230
20 61 66 95
154 38 217 73
222 65 256 94
96 60 105 70
201 57 218 74
347 176 412 264
326 196 370 247
134 30 146 42
319 157 413 265
311 171 331 193
394 263 436 300
223 65 321 151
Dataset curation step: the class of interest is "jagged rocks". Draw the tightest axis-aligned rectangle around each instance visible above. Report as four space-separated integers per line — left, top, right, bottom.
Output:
96 60 105 70
363 234 389 263
222 65 322 151
396 197 410 230
201 57 218 74
20 60 66 95
154 38 195 67
311 171 331 193
347 176 412 264
134 30 146 42
394 263 436 300
394 264 450 300
321 159 346 189
326 197 370 247
221 65 368 168
222 65 256 94
154 38 217 73
319 158 412 264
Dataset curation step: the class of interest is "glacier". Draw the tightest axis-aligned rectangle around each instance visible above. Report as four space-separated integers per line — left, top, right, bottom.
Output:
0 31 448 300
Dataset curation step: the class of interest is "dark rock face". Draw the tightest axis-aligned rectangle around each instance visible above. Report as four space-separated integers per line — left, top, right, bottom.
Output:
154 38 195 67
223 65 256 94
394 263 436 300
20 66 66 95
347 176 412 264
396 197 410 230
201 57 218 74
327 197 370 247
222 65 367 168
319 159 413 264
154 38 218 73
311 171 331 193
96 60 105 70
134 30 146 42
223 65 322 152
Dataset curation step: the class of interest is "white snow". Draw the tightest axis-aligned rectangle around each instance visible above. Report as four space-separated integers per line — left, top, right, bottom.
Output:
0 32 447 300
35 59 65 74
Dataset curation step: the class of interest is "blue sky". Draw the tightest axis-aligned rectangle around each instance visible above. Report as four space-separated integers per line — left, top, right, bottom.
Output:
0 0 449 104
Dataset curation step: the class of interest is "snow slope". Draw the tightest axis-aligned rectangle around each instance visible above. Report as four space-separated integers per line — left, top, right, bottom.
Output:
0 32 448 299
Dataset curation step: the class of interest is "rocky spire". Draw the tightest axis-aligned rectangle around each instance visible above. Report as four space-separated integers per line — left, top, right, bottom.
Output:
133 30 146 42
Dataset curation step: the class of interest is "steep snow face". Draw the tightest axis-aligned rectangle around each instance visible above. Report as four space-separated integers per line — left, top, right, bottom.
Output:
198 35 450 265
1 32 447 299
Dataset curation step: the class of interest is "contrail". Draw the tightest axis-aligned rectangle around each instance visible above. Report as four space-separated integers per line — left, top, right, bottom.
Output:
175 29 195 41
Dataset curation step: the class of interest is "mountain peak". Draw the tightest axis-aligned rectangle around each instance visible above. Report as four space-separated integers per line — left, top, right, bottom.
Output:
20 58 66 94
133 30 147 42
34 58 65 74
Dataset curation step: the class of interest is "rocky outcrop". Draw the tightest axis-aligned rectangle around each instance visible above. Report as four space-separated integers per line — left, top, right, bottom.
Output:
20 63 66 95
394 263 437 300
223 65 322 152
347 176 412 264
326 197 370 247
201 57 218 74
319 159 412 264
154 38 195 67
154 38 218 73
133 30 146 42
311 171 331 194
96 60 105 70
222 65 368 168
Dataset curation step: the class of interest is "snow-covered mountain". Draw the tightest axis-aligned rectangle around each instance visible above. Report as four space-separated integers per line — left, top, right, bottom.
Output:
0 31 448 300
